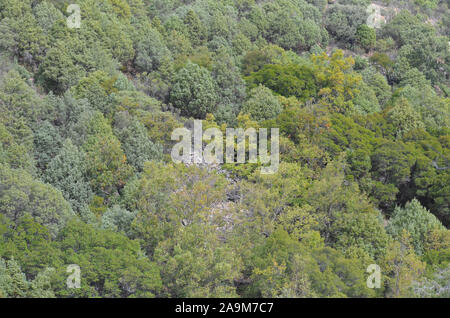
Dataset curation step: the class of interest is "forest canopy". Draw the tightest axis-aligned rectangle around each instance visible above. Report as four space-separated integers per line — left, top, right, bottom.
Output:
0 0 449 298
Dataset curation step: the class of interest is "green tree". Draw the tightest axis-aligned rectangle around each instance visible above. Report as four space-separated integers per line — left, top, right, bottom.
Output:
69 110 133 196
306 158 389 260
44 139 93 216
154 223 242 297
325 4 367 45
370 141 416 194
356 24 376 51
387 199 445 255
0 258 55 298
241 85 282 122
135 26 171 73
386 97 425 138
211 50 246 124
101 205 136 236
38 38 117 94
382 231 426 298
82 121 133 196
353 81 381 114
52 220 162 298
360 67 391 107
0 70 43 125
251 0 326 51
248 229 376 298
170 61 218 119
312 50 362 113
0 121 35 173
245 63 317 101
32 1 64 35
413 266 450 298
0 0 48 66
382 11 449 85
113 113 163 171
33 121 62 172
71 70 118 116
183 10 207 47
0 165 73 237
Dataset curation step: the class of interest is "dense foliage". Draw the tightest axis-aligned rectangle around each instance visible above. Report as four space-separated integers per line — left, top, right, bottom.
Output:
0 0 448 298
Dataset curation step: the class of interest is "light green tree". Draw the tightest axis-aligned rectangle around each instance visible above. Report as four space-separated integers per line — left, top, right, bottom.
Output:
241 85 282 122
387 199 445 255
44 139 93 215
